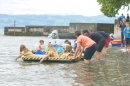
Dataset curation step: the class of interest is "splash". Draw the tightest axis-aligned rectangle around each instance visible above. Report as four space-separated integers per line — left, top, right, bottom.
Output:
48 30 59 39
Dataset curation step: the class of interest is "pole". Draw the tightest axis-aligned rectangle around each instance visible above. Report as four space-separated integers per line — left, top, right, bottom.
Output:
14 20 16 36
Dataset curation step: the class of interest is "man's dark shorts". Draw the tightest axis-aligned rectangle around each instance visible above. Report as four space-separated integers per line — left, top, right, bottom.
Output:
97 40 106 52
84 43 97 60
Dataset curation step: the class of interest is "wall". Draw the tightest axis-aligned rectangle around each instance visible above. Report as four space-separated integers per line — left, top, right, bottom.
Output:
114 19 121 39
69 23 97 33
69 23 114 34
25 26 69 36
4 23 114 38
97 23 114 34
4 27 25 36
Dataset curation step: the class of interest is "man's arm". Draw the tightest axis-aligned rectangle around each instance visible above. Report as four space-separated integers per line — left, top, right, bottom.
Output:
74 42 81 58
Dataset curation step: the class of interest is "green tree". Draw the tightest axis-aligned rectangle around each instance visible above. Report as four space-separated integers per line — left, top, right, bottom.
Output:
97 0 130 17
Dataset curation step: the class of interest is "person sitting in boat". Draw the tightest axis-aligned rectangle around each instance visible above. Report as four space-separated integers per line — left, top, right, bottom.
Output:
62 40 70 49
64 39 69 43
64 40 75 54
35 40 46 55
73 39 77 52
64 40 71 45
60 45 74 58
40 43 59 63
50 40 58 50
56 41 64 56
15 44 39 60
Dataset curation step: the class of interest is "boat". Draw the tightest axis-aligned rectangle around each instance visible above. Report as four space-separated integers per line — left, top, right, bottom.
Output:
22 56 83 63
27 49 83 63
111 40 122 47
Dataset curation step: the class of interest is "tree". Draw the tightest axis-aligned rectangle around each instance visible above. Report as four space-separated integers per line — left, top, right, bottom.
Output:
97 0 130 17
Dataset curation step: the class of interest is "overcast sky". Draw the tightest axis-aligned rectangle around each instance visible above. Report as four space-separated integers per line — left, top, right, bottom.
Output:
0 0 129 16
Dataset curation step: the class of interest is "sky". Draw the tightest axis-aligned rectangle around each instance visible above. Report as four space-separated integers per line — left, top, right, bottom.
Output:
0 0 129 16
0 0 103 16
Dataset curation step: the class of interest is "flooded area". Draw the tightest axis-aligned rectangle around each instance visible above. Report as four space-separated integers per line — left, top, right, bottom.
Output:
0 31 130 86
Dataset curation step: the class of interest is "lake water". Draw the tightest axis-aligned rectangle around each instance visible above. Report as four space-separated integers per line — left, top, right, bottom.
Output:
0 29 130 86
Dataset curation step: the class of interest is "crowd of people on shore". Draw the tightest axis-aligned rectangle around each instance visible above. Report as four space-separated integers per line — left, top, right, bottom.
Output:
15 29 115 64
119 13 130 52
119 13 130 22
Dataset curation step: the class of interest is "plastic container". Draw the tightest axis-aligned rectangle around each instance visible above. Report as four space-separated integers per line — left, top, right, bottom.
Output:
111 44 121 47
111 40 121 44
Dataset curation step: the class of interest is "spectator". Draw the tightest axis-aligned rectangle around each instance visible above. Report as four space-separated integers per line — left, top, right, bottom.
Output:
119 18 126 47
123 21 130 52
126 14 130 22
119 13 125 21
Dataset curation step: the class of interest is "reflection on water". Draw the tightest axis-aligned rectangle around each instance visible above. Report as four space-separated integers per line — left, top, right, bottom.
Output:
0 34 130 86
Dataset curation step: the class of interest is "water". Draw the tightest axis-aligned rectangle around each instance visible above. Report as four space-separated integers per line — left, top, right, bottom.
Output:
0 29 130 86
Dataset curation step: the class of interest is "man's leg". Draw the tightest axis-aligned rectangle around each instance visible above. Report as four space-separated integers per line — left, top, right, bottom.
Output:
102 37 111 57
96 41 106 60
84 43 97 64
84 59 90 64
102 47 107 57
96 51 100 60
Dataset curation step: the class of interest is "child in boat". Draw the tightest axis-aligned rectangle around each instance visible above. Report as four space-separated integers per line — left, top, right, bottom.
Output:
64 40 71 45
60 45 74 58
35 40 46 55
64 40 75 54
15 44 38 60
73 39 77 52
56 41 64 56
40 43 59 63
50 40 58 50
62 40 70 49
64 39 69 43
